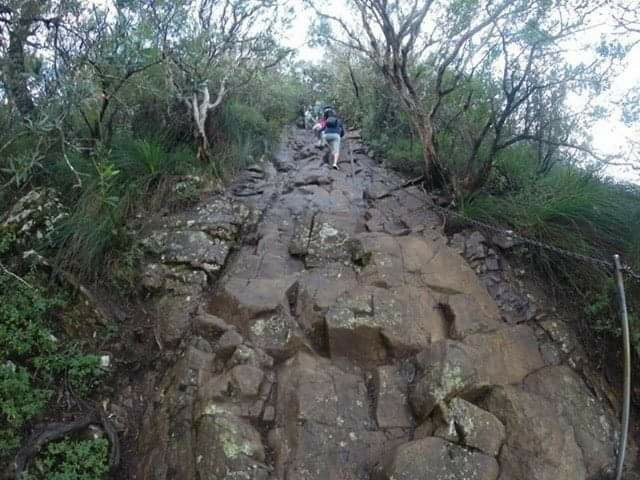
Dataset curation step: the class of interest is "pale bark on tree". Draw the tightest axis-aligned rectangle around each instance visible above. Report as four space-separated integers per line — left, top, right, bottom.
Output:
187 78 228 163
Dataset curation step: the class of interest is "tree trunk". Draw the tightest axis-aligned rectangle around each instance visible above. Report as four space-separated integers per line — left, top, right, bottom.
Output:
5 27 35 115
414 119 438 186
190 82 226 165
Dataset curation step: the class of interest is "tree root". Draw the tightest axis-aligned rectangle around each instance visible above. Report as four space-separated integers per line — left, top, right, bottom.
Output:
12 410 120 479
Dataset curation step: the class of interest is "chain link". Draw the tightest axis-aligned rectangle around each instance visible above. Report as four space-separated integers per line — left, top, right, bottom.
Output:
427 201 640 282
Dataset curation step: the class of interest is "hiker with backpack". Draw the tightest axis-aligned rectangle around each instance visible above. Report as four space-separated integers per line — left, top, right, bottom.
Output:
319 108 345 170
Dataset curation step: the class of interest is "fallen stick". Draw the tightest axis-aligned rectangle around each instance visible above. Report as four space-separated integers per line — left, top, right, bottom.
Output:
13 410 120 479
369 176 425 200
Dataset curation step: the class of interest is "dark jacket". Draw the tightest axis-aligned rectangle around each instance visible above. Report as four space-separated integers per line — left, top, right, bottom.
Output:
322 116 345 137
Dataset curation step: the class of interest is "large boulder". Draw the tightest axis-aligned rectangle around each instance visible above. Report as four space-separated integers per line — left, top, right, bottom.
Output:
271 353 393 480
433 397 505 457
464 324 544 385
305 212 361 268
411 326 544 419
208 275 308 358
373 436 499 480
135 339 216 479
411 340 483 419
524 366 616 478
291 263 358 333
325 286 446 364
194 412 269 479
479 385 587 480
373 365 414 429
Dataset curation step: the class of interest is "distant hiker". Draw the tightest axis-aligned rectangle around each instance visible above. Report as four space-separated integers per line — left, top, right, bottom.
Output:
320 108 345 170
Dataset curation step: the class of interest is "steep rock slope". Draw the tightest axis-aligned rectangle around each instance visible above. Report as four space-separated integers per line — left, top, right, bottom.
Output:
131 129 622 479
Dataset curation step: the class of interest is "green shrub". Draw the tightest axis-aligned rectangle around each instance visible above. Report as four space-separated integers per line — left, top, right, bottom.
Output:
0 231 105 461
21 437 109 480
460 159 640 361
384 138 424 176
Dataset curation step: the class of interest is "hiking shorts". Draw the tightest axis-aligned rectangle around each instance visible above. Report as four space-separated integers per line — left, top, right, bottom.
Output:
323 132 341 155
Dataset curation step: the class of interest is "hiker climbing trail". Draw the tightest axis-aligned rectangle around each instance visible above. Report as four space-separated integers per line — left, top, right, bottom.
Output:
131 128 629 479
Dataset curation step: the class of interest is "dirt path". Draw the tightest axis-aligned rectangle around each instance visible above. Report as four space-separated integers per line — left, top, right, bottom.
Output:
124 128 628 479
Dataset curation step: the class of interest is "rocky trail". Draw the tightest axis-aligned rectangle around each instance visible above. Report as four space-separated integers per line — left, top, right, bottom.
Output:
126 127 631 479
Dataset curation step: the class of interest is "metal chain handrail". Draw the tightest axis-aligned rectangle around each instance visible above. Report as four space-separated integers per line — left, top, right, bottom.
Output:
428 201 640 282
367 171 640 282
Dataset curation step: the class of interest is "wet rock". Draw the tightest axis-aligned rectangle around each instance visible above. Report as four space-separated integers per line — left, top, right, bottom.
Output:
272 353 389 479
524 366 616 478
326 286 446 364
480 385 587 480
433 397 505 457
2 187 68 248
373 436 499 480
373 366 414 428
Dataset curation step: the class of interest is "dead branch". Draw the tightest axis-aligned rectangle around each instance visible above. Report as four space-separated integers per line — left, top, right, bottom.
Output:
13 409 120 479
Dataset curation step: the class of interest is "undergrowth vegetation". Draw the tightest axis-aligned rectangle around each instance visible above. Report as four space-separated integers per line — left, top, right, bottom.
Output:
0 230 105 470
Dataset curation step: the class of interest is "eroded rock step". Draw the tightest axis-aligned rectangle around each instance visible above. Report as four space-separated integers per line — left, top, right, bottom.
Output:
132 130 624 479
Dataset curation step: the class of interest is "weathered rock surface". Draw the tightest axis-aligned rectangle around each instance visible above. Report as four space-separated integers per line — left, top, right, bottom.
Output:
131 128 626 480
433 397 505 457
480 385 587 480
2 187 68 248
411 325 544 418
524 366 616 478
271 352 390 479
373 436 499 480
326 285 446 364
373 365 414 428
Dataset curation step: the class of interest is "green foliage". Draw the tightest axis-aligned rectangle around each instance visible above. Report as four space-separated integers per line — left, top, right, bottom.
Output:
384 138 424 176
0 231 105 461
584 283 640 356
21 437 109 480
459 156 640 360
